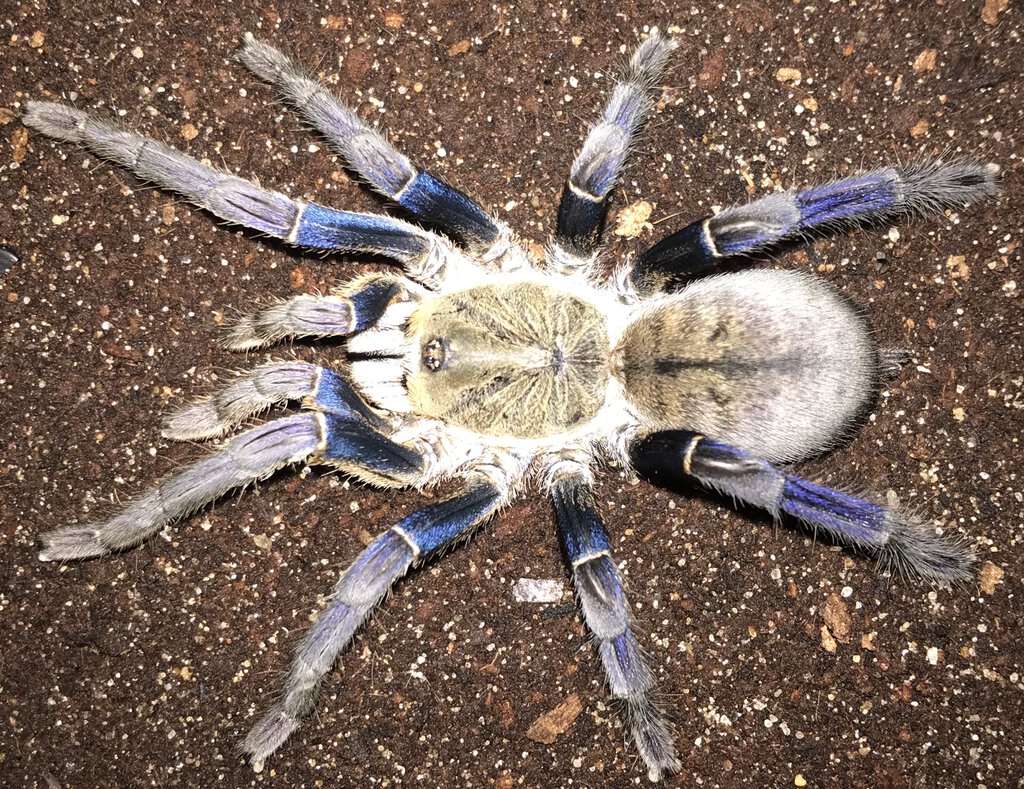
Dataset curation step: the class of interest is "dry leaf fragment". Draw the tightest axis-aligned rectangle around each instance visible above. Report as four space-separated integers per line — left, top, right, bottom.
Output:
448 39 471 58
526 694 583 744
979 562 1004 595
822 593 852 644
946 254 970 280
614 200 653 238
252 533 272 552
910 119 930 138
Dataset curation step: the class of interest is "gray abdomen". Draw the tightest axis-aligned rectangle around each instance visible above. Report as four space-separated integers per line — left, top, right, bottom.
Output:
615 269 879 462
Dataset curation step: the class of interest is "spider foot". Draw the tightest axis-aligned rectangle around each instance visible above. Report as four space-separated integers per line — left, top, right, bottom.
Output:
244 707 299 773
622 697 682 782
38 526 105 562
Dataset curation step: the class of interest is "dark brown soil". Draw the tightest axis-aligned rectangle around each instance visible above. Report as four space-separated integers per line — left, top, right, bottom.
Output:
2 2 1021 787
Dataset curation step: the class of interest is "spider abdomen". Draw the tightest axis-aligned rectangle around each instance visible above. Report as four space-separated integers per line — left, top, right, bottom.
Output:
406 281 610 439
615 269 879 462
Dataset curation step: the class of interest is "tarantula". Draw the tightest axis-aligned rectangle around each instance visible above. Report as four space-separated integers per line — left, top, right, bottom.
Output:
26 30 998 781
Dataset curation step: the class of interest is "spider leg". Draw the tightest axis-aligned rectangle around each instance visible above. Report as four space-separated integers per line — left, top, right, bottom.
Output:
243 481 503 771
163 361 385 441
631 430 975 582
551 476 681 782
630 160 1001 293
553 31 676 260
39 407 425 562
224 273 407 350
23 102 445 271
237 35 502 253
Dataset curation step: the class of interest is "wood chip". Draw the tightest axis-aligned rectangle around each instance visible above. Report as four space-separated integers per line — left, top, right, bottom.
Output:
526 694 583 744
10 127 28 164
913 48 937 73
820 625 837 653
982 0 1009 25
448 39 471 58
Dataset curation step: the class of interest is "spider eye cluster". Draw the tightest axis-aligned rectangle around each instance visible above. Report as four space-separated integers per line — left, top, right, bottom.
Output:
421 338 448 372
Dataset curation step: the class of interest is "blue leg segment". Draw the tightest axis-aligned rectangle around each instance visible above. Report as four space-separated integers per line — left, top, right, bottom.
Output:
243 482 502 770
319 413 425 487
162 362 388 442
630 161 1000 293
314 367 388 429
293 203 433 258
236 35 500 250
551 478 680 782
397 171 499 248
630 430 975 581
555 31 676 256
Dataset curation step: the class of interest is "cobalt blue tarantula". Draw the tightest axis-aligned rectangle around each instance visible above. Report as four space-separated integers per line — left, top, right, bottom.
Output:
27 30 998 781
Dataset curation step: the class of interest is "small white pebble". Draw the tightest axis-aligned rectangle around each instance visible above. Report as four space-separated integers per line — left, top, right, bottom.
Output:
512 578 565 603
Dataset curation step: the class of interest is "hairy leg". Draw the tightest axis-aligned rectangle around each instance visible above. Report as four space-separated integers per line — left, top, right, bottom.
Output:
40 402 424 561
631 430 975 582
23 102 445 269
631 160 1001 292
551 475 681 782
237 35 503 252
553 30 676 260
224 274 408 350
244 482 504 770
